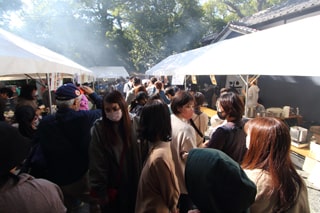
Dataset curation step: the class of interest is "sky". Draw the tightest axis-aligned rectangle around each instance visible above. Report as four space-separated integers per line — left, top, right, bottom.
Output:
200 0 209 4
8 0 33 29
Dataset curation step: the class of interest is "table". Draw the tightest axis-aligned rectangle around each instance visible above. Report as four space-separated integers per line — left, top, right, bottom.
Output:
200 106 217 118
291 145 310 157
291 145 320 188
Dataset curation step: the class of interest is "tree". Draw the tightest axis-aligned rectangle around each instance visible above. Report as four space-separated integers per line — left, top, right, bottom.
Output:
200 0 285 45
3 0 134 69
1 0 287 73
202 0 284 20
122 0 205 71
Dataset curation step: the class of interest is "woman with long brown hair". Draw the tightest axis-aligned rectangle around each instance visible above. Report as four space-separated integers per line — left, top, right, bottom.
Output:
89 90 143 213
242 117 310 213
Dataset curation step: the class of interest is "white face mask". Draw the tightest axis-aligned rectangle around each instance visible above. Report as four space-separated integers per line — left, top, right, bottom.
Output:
32 116 40 130
106 109 122 122
246 134 251 149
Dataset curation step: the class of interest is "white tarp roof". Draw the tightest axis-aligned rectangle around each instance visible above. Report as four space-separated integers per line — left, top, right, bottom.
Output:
0 28 92 80
89 66 129 79
146 15 320 77
145 44 213 76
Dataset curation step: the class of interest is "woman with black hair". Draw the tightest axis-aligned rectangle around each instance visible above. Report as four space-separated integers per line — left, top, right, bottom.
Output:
129 91 148 116
205 91 248 164
190 92 209 147
16 84 38 111
135 99 179 213
14 105 39 140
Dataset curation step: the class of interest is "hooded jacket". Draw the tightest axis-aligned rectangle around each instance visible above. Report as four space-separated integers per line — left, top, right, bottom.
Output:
185 148 257 213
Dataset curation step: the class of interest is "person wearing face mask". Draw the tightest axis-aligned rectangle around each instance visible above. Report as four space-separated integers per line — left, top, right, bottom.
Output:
204 90 248 164
33 83 102 212
89 90 144 213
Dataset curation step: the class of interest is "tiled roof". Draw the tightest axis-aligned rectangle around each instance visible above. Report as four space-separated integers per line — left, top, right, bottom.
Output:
228 23 259 33
205 0 320 44
208 22 258 44
239 0 320 26
207 0 320 44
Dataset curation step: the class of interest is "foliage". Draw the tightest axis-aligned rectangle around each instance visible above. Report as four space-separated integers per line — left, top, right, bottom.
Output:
203 0 284 20
106 0 206 71
0 0 286 73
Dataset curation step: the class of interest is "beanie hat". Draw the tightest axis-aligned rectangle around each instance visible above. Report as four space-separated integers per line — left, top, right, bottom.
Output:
185 148 257 213
55 83 81 101
0 121 32 176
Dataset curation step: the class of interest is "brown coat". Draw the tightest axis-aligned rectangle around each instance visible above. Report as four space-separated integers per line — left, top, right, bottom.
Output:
135 142 179 213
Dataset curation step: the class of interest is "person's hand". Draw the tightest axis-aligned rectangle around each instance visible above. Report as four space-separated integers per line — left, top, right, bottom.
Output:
203 140 209 147
198 142 206 148
188 209 200 213
181 151 189 160
81 86 94 95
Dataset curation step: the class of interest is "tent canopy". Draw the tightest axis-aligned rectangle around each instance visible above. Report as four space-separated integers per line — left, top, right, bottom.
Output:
145 45 213 76
0 28 92 81
90 66 129 79
146 15 320 77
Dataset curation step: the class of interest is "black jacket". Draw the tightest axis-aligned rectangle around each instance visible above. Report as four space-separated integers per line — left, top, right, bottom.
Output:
34 93 102 185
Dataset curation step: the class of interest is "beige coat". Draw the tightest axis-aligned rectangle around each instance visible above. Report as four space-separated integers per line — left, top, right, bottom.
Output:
135 141 179 213
245 169 310 213
191 112 209 147
170 114 197 194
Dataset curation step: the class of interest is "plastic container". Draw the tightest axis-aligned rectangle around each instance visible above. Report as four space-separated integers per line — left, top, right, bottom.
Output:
283 106 290 118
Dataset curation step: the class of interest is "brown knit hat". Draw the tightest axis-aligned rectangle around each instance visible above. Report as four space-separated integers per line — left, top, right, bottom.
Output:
0 121 32 176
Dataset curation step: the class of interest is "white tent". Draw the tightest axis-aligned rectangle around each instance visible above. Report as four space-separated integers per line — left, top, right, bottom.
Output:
0 28 94 113
145 44 213 76
0 28 92 81
146 15 320 116
89 66 129 79
146 14 320 77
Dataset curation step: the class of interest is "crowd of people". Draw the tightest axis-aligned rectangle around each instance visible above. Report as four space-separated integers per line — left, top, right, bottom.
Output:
0 76 310 213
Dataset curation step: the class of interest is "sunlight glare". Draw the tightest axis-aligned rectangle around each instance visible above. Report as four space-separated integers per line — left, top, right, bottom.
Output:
9 13 23 29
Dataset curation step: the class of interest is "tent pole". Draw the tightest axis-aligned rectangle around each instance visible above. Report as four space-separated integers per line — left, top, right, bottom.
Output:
46 73 53 114
239 75 249 118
